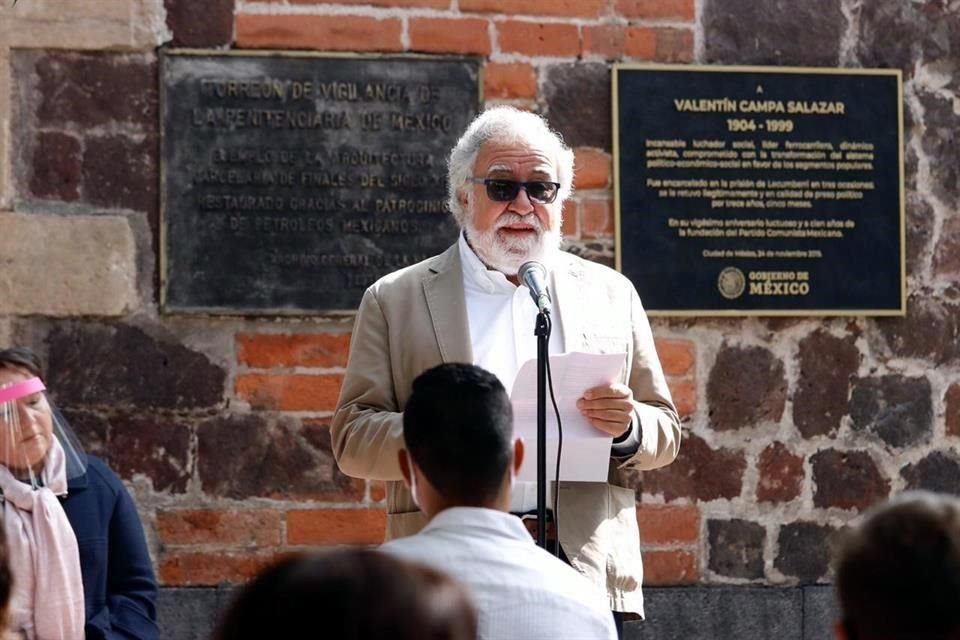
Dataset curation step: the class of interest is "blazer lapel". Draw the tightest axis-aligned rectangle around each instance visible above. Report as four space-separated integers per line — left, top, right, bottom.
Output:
552 252 586 353
423 243 474 364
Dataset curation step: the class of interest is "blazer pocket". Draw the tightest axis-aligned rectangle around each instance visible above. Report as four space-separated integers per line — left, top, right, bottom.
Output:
584 334 629 356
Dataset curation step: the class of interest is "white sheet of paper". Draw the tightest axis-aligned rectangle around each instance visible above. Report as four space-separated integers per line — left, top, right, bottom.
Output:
511 351 626 482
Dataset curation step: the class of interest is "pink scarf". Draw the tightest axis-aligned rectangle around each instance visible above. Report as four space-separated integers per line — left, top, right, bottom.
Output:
0 439 85 640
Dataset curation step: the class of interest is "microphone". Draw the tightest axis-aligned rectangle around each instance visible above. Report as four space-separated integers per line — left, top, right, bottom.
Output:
518 261 552 314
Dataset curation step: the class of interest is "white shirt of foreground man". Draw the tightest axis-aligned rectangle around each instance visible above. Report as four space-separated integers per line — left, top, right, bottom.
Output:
331 105 682 616
383 507 616 640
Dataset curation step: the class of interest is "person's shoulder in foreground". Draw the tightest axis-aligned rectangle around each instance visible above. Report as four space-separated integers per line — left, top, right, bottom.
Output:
212 548 477 640
833 490 960 640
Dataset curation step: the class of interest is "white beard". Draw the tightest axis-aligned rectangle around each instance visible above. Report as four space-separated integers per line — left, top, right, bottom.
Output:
464 213 562 276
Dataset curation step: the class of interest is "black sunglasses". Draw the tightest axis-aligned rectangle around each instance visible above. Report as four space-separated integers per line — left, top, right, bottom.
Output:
470 178 561 204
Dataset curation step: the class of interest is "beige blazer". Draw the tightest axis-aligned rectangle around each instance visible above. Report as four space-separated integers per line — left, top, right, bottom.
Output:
332 243 681 615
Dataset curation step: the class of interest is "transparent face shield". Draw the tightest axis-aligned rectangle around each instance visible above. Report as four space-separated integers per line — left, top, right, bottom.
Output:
0 375 86 490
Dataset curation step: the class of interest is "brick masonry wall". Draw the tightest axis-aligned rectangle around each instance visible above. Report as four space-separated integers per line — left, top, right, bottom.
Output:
0 0 958 593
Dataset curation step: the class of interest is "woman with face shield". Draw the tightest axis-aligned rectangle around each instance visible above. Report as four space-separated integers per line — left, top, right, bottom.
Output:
0 347 158 640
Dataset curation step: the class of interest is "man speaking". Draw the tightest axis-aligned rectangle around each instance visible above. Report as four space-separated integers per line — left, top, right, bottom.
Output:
332 106 681 633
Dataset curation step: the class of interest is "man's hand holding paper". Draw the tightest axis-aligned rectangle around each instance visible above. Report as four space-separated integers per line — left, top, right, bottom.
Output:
510 351 627 482
577 383 634 438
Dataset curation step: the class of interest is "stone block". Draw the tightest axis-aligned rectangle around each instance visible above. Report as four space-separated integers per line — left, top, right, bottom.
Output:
793 331 859 438
919 90 960 209
775 522 838 583
641 433 746 502
57 408 190 492
875 295 960 364
947 384 960 438
901 450 960 495
60 409 109 456
802 585 838 640
703 0 843 66
1 0 168 49
35 52 157 128
850 374 932 448
933 214 960 278
627 587 803 640
0 213 137 316
43 321 225 409
812 450 889 511
905 193 935 276
164 0 234 47
197 414 364 501
109 413 192 493
856 2 960 78
707 345 786 431
707 519 766 580
757 442 804 503
83 134 158 217
29 131 82 201
158 588 223 640
542 63 611 151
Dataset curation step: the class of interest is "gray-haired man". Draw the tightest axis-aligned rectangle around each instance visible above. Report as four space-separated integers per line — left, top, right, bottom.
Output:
333 105 681 634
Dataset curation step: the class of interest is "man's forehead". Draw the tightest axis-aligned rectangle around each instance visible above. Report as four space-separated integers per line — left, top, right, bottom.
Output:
475 141 557 173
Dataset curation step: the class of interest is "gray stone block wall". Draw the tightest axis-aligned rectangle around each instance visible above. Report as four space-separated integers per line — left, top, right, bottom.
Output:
159 586 840 640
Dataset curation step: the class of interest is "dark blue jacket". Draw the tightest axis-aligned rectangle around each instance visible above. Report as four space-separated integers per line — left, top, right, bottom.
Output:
61 455 159 640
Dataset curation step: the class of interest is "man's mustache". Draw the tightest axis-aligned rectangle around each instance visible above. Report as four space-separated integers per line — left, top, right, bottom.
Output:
494 214 544 232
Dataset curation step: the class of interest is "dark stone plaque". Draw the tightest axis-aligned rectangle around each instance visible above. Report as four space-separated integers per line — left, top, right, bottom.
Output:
614 65 904 315
160 52 480 314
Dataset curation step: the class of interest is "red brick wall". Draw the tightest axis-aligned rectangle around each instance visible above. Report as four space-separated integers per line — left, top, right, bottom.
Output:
6 0 960 592
155 0 697 586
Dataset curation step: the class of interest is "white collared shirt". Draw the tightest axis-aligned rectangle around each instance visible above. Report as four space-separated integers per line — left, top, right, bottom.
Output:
459 234 640 512
459 232 565 394
459 233 564 512
381 507 617 640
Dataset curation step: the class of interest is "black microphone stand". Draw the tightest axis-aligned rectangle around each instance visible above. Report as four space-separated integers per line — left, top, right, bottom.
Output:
534 308 553 554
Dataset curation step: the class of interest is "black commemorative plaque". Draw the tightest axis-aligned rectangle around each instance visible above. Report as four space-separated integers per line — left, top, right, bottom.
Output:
614 65 905 316
160 52 480 314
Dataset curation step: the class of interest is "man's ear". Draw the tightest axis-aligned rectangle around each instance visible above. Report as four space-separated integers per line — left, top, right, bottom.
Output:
457 188 469 208
512 437 525 476
398 449 413 490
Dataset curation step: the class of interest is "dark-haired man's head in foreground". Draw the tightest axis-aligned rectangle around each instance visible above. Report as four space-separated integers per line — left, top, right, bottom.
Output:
399 363 523 519
834 491 960 640
212 548 476 640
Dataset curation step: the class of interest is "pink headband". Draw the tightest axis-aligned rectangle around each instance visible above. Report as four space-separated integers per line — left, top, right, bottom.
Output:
0 377 46 403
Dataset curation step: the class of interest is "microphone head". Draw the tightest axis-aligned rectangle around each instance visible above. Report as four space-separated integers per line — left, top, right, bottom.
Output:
518 261 552 313
518 261 546 281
